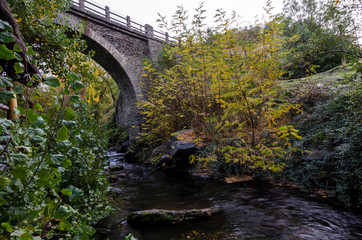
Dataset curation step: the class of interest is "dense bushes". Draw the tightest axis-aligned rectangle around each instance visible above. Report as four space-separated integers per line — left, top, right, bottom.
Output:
282 73 362 206
0 20 111 239
140 4 303 175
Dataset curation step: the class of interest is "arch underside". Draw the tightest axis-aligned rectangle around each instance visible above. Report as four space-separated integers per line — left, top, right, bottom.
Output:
58 12 145 138
83 35 140 131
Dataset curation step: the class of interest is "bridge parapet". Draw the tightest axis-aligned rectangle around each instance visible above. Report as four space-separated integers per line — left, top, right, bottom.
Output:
70 0 171 42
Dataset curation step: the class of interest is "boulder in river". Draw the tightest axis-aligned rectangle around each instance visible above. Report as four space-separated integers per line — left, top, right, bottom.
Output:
116 140 130 153
152 129 205 171
108 187 123 195
127 208 216 226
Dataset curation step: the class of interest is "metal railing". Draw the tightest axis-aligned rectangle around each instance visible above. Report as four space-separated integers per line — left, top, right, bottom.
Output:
69 0 172 42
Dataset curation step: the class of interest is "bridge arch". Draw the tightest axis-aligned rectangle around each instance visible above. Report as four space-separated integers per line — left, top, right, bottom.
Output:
57 0 168 139
57 12 151 138
81 26 142 135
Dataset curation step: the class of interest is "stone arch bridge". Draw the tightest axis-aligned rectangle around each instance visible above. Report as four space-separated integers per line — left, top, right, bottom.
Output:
59 0 171 138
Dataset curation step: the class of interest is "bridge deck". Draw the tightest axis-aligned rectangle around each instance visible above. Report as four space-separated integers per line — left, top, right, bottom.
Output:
69 0 173 42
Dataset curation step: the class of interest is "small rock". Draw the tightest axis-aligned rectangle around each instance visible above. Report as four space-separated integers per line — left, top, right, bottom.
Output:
107 175 119 183
171 141 196 160
95 228 111 238
108 165 124 171
109 161 118 167
151 144 168 157
317 83 324 88
155 155 175 168
116 140 130 153
109 187 123 195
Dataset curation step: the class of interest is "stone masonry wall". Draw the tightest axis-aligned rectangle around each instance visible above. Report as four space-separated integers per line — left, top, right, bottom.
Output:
59 9 166 139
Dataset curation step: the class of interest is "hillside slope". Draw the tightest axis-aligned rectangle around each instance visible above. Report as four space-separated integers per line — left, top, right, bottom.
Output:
279 64 361 207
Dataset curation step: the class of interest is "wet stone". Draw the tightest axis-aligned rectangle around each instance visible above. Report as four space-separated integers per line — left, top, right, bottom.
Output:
109 187 123 195
108 165 124 172
127 208 216 227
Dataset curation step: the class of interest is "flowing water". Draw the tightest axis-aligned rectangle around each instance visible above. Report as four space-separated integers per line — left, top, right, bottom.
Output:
98 152 362 240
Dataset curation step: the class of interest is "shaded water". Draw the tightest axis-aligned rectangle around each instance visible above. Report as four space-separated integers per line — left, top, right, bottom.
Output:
99 152 362 240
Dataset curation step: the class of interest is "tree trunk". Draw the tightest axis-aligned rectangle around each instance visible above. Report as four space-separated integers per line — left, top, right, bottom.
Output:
6 87 19 120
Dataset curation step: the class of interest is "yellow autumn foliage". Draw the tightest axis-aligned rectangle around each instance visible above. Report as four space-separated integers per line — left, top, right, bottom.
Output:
140 4 303 173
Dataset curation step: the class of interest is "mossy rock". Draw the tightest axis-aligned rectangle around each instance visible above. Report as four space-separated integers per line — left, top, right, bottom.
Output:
127 208 215 226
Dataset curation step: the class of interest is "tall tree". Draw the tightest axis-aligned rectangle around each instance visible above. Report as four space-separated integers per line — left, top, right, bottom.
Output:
281 0 361 78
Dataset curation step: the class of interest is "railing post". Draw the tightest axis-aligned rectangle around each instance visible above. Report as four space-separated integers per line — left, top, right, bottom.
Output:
105 6 110 22
165 32 169 42
79 0 85 11
126 16 131 29
145 24 153 37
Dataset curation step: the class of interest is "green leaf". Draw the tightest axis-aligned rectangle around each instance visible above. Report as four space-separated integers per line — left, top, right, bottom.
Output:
0 76 13 87
30 135 45 144
0 20 12 31
32 74 42 82
64 107 76 121
64 159 72 168
27 46 34 55
54 206 72 220
75 135 82 142
34 103 43 112
38 168 50 180
0 197 5 207
27 109 38 124
71 147 79 154
51 154 66 165
0 31 14 43
62 120 76 128
0 91 14 103
33 117 46 128
0 136 10 143
61 188 72 196
37 168 51 187
59 220 72 231
67 72 80 82
14 62 24 74
57 125 69 141
67 185 83 202
0 177 11 189
13 166 28 179
1 222 13 233
19 233 32 240
0 44 15 60
125 234 137 240
13 43 23 52
13 85 23 94
14 52 22 61
10 153 29 165
70 95 80 104
0 118 13 128
71 80 85 91
57 140 71 149
45 76 60 88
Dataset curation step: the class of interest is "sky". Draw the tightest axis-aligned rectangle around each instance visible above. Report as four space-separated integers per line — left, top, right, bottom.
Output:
93 0 285 29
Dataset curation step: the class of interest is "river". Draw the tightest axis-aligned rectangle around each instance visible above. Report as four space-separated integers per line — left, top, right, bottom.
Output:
97 151 362 240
